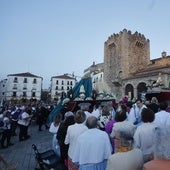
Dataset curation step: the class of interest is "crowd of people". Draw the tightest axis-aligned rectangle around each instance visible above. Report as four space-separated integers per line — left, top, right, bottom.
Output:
1 96 170 170
47 96 170 170
0 102 52 148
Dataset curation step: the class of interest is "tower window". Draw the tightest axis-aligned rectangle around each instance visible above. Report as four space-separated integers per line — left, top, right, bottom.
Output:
135 41 143 48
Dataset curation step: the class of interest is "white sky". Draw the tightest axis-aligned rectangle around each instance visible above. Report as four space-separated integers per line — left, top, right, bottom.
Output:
0 0 169 89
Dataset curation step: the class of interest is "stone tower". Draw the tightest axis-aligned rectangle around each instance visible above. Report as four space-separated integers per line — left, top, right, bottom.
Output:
104 29 150 99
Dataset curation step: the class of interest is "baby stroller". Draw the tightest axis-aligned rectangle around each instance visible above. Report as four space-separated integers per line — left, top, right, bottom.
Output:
32 144 65 170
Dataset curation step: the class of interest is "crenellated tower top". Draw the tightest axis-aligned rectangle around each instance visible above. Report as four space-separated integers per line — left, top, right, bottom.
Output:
104 29 150 94
105 29 149 46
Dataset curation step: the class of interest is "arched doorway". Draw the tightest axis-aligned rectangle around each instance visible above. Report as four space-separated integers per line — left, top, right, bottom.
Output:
125 84 134 100
137 82 147 99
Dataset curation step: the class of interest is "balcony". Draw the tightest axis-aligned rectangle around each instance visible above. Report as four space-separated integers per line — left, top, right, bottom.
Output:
32 87 36 91
112 78 122 86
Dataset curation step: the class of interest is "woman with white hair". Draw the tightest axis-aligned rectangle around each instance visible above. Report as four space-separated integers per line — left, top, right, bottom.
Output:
143 126 170 170
107 118 143 170
134 108 157 163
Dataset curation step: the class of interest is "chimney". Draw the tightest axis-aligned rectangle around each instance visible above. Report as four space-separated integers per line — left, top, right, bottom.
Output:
161 51 167 58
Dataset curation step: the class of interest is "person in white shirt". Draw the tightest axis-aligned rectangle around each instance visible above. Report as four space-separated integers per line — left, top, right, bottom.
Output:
153 101 170 127
65 110 88 170
78 102 92 122
134 108 157 163
72 116 112 170
17 108 32 141
49 113 62 156
127 98 147 127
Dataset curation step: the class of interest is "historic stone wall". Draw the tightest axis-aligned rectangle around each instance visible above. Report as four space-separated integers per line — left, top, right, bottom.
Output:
149 56 170 68
104 29 150 98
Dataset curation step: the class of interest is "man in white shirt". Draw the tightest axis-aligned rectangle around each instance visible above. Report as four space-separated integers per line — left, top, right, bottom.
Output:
127 98 147 127
65 110 88 170
18 108 32 141
154 102 170 127
72 116 112 170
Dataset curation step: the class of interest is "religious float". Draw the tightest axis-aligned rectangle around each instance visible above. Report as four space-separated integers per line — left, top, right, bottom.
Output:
145 73 170 103
48 76 116 122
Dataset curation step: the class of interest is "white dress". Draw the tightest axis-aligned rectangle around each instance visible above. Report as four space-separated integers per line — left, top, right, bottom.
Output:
49 122 60 156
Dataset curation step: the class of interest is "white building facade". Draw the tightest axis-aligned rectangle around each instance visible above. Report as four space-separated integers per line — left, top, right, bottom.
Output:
50 74 76 100
83 62 104 89
0 72 43 102
0 79 7 104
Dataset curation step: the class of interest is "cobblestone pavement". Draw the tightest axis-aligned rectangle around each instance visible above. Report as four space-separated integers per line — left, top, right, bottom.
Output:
0 121 53 170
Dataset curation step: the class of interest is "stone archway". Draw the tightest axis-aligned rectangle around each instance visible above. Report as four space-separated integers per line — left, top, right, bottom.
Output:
125 84 134 100
137 82 147 99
